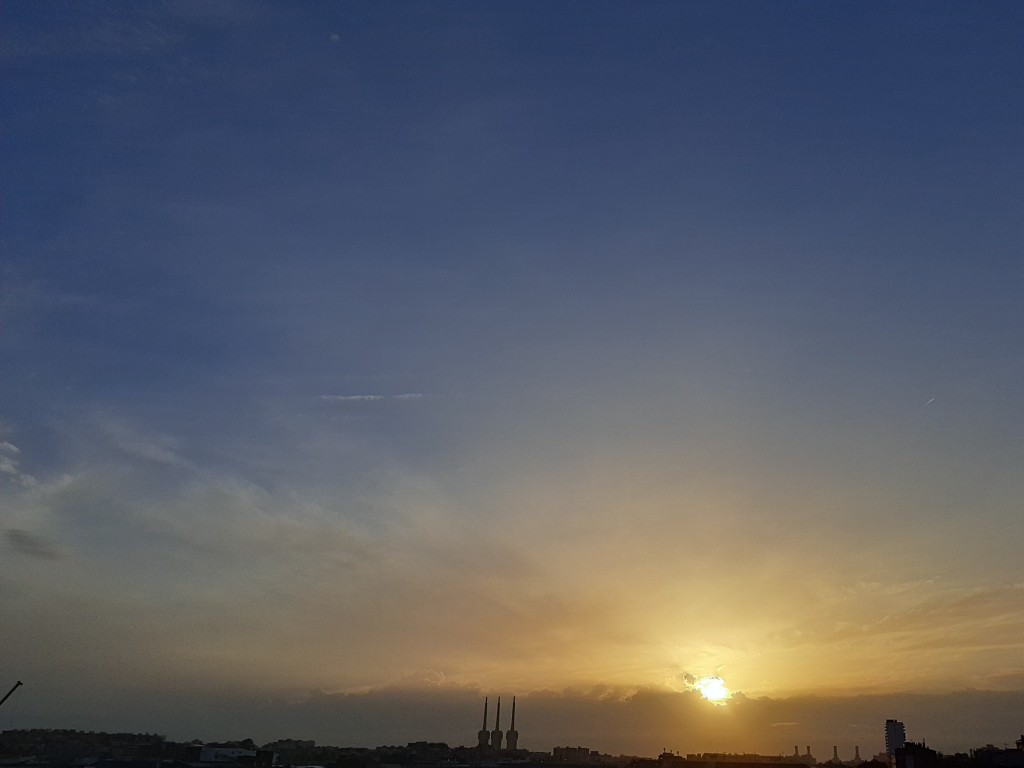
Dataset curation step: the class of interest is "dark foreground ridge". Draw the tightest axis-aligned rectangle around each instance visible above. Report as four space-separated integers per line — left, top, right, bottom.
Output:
1 730 1023 768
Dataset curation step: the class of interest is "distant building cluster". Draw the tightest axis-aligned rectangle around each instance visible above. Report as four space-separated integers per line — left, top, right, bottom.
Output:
892 741 1024 768
1 715 1022 768
883 718 1024 768
554 747 605 763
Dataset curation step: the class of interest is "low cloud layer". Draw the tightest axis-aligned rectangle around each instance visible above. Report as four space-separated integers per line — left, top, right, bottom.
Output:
6 681 1023 758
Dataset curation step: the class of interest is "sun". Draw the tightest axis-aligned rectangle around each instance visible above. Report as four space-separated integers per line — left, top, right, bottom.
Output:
694 675 731 704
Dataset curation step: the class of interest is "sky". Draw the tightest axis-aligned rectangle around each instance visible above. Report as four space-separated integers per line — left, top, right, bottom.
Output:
1 0 1023 757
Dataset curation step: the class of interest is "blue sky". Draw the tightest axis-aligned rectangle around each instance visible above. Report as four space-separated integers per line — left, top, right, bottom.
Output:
2 0 1023 754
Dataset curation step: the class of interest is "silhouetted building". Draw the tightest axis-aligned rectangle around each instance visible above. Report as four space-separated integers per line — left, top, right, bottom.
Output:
790 747 816 766
830 746 863 767
971 744 1024 768
199 746 257 763
491 697 504 751
887 721 907 757
506 696 519 751
478 698 490 749
554 746 600 762
680 757 809 768
895 743 938 768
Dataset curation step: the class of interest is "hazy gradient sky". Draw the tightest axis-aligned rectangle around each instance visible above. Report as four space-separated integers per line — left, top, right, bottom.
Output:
2 0 1023 756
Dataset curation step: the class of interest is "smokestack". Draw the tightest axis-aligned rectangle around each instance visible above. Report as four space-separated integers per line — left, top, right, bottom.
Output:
834 747 839 762
506 696 519 751
795 748 800 758
855 747 861 761
477 698 490 749
491 697 504 751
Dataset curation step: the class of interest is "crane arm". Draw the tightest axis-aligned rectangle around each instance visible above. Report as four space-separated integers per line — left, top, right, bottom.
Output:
0 681 23 708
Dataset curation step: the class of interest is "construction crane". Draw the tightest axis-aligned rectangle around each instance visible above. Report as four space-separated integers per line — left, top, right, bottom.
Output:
0 681 23 708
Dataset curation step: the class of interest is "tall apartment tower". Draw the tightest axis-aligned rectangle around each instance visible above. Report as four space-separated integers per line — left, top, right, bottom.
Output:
490 697 503 750
885 719 906 757
506 696 519 751
477 698 490 749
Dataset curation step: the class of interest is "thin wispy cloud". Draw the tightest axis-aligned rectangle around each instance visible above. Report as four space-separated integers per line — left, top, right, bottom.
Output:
319 393 430 402
5 528 61 560
0 440 37 487
320 394 386 402
96 415 194 469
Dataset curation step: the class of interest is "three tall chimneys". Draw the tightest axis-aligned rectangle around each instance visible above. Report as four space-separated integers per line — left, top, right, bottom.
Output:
478 696 518 751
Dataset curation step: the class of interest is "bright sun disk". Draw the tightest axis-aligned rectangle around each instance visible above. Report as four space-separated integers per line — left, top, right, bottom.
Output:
695 675 731 704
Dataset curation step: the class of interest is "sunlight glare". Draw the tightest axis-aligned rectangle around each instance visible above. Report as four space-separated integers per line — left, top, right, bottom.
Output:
695 675 731 704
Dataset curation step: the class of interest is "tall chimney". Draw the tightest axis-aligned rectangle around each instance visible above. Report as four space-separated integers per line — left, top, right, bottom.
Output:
491 697 504 751
477 698 490 749
833 747 839 762
506 696 519 751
